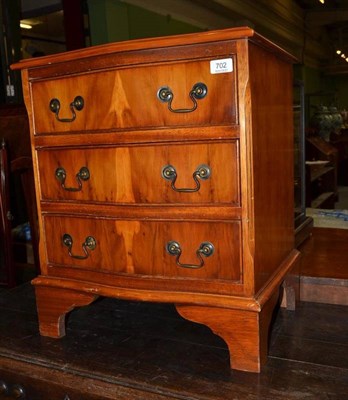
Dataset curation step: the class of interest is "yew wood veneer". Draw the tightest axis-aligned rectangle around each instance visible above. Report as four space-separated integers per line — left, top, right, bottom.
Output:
12 26 300 373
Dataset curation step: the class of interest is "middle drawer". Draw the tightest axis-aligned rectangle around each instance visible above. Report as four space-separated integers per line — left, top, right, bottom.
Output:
38 142 240 205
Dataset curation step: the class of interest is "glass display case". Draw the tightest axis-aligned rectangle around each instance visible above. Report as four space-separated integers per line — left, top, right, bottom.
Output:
294 80 313 246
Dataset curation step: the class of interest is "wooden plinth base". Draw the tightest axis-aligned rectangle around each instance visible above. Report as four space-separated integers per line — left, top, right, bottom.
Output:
176 290 278 373
35 285 98 337
34 282 279 372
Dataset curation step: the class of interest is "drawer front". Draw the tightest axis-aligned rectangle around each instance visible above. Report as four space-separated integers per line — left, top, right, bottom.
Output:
38 142 240 205
31 57 237 134
44 216 242 282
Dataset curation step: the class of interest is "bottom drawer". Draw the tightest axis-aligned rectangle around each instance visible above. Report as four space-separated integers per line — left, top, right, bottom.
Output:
43 216 241 283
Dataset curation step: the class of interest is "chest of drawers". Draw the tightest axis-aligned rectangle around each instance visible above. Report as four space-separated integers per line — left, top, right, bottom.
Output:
12 26 299 373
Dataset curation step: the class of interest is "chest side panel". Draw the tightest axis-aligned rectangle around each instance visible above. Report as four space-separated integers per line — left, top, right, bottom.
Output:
248 43 294 293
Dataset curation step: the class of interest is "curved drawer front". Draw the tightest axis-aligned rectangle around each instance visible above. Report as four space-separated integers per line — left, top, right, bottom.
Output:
38 142 240 205
31 57 237 134
44 216 241 282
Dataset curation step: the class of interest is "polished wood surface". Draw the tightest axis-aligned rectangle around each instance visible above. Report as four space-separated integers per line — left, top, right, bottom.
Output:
35 285 97 337
11 26 295 70
176 289 279 373
38 142 240 204
32 250 298 311
43 217 241 283
247 42 295 293
299 227 348 305
13 27 298 372
31 60 237 134
0 284 347 400
300 227 348 279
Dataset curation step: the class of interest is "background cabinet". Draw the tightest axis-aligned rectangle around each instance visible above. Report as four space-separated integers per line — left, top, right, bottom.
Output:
331 129 348 186
305 136 338 209
294 81 313 246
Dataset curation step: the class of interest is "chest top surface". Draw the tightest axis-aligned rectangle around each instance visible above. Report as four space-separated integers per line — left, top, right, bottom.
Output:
12 26 295 73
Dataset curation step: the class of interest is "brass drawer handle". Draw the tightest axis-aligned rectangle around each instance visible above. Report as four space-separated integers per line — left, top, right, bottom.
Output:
166 240 214 269
62 233 96 260
162 164 211 193
157 82 207 113
55 166 90 192
0 380 8 395
0 380 26 399
49 95 84 122
11 384 26 399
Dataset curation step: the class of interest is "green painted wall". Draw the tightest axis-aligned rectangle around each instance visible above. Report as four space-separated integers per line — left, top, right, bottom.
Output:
87 0 202 45
87 0 110 45
87 0 348 118
127 5 202 39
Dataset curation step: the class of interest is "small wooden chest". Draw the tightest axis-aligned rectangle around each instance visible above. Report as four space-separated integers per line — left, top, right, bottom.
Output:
12 27 299 372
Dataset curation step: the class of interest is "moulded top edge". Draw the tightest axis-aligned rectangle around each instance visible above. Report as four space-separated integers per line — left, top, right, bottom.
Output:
11 26 296 71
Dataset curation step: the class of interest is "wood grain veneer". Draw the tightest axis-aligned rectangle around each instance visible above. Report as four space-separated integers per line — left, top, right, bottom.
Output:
12 26 299 373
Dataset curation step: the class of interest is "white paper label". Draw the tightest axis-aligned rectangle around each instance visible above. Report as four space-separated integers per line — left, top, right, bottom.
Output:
6 85 15 97
210 58 233 74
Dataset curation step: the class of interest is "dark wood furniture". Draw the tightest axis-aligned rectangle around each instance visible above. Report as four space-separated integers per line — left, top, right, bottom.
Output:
0 105 39 285
12 26 299 373
0 284 347 400
0 139 15 287
0 145 39 287
10 156 40 277
0 105 31 160
331 129 348 186
293 80 313 247
305 136 338 209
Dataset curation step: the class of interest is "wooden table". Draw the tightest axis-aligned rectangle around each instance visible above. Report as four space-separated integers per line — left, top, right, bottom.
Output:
0 284 347 399
299 227 348 305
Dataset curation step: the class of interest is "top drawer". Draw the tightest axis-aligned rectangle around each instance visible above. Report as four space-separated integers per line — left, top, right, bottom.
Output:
31 57 238 134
